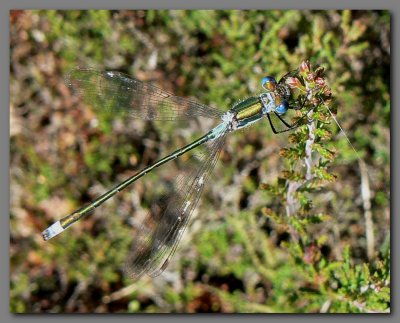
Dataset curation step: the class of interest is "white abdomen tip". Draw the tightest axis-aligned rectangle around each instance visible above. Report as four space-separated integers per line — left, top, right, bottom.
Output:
42 221 65 241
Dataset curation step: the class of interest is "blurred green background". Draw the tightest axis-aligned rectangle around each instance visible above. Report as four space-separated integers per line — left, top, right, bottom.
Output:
10 10 390 313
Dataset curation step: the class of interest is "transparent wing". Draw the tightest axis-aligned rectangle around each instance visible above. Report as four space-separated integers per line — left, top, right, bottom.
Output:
124 128 227 279
65 68 223 121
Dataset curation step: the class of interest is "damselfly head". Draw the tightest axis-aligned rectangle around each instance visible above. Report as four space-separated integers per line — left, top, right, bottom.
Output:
261 76 277 91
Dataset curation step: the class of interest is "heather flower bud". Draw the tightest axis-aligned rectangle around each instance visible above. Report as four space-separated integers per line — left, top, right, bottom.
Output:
315 77 326 87
323 87 332 97
306 72 315 82
300 60 311 73
286 76 303 89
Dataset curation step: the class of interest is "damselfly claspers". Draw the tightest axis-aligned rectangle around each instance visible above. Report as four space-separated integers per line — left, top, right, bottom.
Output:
42 67 316 278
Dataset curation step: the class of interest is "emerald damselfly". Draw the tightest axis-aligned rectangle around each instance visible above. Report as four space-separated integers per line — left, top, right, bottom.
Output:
42 67 316 278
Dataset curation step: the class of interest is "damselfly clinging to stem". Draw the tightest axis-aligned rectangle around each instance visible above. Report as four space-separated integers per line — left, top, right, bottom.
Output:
42 60 332 279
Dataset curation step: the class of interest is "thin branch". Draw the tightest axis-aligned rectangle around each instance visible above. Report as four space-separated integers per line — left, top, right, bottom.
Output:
358 159 375 261
285 117 316 218
304 119 316 181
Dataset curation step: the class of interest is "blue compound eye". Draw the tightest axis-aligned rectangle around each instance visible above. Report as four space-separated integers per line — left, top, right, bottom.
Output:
261 76 277 91
276 100 289 114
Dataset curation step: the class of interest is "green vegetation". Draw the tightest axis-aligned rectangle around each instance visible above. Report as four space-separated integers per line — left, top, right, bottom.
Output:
10 10 390 313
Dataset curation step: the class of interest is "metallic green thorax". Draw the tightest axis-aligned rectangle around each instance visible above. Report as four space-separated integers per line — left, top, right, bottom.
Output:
230 96 266 129
231 97 262 119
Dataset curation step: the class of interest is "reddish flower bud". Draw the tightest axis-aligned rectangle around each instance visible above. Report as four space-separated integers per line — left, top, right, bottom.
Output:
315 77 326 87
323 87 332 97
300 60 311 73
306 72 314 82
312 97 320 106
285 76 302 89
